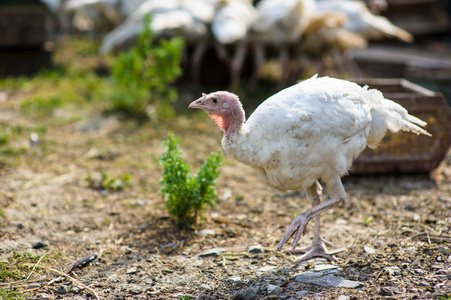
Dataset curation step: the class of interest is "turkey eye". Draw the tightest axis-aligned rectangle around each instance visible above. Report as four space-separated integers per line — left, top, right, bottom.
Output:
212 98 218 103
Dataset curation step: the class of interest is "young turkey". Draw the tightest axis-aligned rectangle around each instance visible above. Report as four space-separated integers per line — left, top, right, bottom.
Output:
250 0 314 89
189 75 430 262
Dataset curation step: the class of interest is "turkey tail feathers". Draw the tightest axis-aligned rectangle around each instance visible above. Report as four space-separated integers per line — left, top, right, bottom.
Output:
366 88 431 148
400 114 431 136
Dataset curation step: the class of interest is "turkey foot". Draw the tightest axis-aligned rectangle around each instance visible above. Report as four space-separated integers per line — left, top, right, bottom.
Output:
283 241 337 262
276 211 310 252
276 197 341 253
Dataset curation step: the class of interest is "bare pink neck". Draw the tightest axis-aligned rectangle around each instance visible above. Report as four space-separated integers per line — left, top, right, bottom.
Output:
214 106 245 139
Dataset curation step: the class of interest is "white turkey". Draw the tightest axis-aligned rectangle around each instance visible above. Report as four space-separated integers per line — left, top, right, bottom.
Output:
314 0 413 43
294 11 367 76
211 0 256 91
189 75 430 261
65 0 132 36
100 0 217 84
250 0 314 89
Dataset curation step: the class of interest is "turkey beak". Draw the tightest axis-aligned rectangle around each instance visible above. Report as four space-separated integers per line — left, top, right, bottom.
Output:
188 93 207 110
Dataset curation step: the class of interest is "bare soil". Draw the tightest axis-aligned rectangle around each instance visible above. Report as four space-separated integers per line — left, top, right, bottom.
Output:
0 85 450 300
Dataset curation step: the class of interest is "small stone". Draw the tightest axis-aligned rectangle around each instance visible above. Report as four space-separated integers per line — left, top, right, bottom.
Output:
32 241 47 249
294 273 361 288
198 247 226 258
335 218 347 225
438 246 450 256
337 296 350 300
296 291 309 297
30 133 39 145
109 275 119 283
229 276 242 283
430 265 442 269
267 284 282 295
220 189 232 201
232 287 257 300
379 287 393 296
198 229 215 237
419 281 430 287
255 265 276 276
413 213 421 221
57 285 68 294
314 264 340 272
363 246 376 254
374 240 384 246
413 268 424 275
294 271 323 281
248 245 263 254
384 266 402 276
129 285 143 295
200 284 212 290
71 286 82 293
411 260 420 267
324 275 362 288
126 267 138 274
25 283 40 290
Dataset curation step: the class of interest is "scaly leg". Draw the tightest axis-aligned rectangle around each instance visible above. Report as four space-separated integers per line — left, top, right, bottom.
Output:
277 177 346 261
281 181 337 261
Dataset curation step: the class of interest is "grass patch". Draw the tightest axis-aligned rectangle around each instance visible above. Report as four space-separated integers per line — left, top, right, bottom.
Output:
0 251 43 284
0 252 47 300
0 287 25 300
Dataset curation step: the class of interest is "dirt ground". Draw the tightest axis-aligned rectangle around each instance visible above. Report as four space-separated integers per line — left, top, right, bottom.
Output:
0 79 450 300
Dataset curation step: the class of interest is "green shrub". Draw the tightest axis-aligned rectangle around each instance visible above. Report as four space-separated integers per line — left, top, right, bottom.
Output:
108 15 184 120
160 133 222 229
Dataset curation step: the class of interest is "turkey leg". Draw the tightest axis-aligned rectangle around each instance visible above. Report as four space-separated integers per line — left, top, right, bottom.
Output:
276 180 343 261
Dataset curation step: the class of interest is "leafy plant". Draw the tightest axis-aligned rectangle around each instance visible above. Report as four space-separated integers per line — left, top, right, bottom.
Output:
108 15 184 120
160 133 222 229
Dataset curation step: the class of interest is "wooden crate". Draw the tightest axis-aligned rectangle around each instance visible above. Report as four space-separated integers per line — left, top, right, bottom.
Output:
350 78 451 174
0 6 47 47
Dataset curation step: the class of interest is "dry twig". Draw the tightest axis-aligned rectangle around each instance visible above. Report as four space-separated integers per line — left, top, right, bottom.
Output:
41 266 101 300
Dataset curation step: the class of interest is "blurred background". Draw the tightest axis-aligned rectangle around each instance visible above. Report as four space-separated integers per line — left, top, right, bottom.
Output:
1 0 450 96
1 0 450 175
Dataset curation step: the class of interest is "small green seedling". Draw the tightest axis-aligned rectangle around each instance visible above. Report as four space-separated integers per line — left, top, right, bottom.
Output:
363 216 374 226
160 132 222 229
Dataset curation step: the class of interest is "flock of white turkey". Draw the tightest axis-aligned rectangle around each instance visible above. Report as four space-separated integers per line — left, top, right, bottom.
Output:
41 0 413 89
